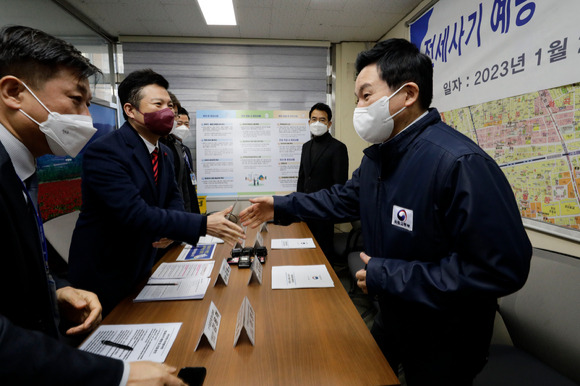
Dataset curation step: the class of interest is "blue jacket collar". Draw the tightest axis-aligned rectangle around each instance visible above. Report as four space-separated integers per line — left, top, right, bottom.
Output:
364 108 441 163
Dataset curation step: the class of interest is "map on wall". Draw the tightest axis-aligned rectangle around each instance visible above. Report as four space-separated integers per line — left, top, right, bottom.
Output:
441 83 580 237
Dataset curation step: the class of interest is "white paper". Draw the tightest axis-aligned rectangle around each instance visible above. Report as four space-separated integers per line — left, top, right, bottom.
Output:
271 265 334 289
134 277 211 302
79 323 181 362
197 236 224 244
271 238 316 249
151 261 215 279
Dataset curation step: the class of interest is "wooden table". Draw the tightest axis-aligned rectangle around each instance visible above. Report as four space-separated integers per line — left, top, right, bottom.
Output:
103 222 399 385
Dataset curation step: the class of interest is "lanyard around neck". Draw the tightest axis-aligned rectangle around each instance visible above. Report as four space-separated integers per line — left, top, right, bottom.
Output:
19 176 49 272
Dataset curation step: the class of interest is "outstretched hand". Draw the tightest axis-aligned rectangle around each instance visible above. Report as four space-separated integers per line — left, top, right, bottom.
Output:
206 205 246 246
238 196 274 228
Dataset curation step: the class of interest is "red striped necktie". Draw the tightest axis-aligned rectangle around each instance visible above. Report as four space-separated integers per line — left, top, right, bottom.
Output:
151 148 159 185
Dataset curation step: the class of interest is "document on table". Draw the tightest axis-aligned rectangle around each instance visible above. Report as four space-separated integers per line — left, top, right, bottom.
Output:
79 323 181 362
271 238 316 249
134 277 212 302
271 265 334 289
133 261 215 301
151 261 215 279
197 235 224 244
176 243 216 261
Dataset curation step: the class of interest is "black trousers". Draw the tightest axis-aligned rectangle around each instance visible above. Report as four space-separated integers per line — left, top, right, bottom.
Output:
306 220 336 263
372 299 496 386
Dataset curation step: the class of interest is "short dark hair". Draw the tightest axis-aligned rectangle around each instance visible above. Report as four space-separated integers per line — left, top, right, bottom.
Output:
0 25 100 88
168 91 181 112
309 102 332 122
177 106 189 119
118 69 169 119
355 38 433 110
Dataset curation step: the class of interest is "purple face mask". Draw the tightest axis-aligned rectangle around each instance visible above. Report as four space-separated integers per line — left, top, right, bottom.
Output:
139 107 175 136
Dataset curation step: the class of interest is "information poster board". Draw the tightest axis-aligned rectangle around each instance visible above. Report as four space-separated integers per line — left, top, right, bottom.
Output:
196 110 310 197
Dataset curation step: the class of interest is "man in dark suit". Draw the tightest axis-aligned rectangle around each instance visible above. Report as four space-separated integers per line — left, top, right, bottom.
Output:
68 69 244 315
162 106 200 213
0 25 186 385
297 103 348 263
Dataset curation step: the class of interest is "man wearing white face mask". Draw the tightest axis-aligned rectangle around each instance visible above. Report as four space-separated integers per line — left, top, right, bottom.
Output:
297 103 348 263
0 25 188 386
239 39 531 385
161 105 200 214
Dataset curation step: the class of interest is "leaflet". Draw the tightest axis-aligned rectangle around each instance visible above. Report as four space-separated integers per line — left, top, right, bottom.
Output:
271 265 334 289
176 244 216 261
79 323 181 362
151 261 215 279
134 277 211 302
271 238 316 249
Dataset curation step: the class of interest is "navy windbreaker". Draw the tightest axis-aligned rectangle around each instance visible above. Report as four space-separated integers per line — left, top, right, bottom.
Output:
274 108 531 311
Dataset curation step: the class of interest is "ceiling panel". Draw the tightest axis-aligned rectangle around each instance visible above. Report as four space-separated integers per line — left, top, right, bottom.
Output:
0 0 426 43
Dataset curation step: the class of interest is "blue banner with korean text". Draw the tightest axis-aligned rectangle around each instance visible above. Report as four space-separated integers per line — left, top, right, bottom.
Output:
410 0 580 112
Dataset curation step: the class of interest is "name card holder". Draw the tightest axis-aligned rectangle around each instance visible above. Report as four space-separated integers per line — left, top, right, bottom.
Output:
214 258 231 286
195 301 221 351
233 296 255 347
247 254 263 285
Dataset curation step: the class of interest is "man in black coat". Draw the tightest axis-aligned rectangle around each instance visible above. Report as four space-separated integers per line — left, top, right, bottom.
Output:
297 103 348 263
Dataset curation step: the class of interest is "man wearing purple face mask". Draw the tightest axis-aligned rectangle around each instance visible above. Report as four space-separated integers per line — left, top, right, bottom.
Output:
68 69 245 315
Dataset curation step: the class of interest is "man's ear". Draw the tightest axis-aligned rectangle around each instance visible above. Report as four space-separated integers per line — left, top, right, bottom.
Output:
403 82 420 107
123 102 137 120
0 76 26 110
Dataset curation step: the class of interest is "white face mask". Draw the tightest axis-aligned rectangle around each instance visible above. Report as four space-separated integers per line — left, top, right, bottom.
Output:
171 124 190 140
309 121 328 136
353 83 408 144
18 82 97 157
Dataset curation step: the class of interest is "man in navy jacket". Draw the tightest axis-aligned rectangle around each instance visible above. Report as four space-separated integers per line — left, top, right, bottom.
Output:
240 39 532 385
68 69 244 315
0 25 186 385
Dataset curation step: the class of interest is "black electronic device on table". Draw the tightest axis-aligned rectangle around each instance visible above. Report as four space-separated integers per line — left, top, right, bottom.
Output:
254 245 268 263
238 247 253 268
178 367 206 386
227 241 243 265
227 239 268 266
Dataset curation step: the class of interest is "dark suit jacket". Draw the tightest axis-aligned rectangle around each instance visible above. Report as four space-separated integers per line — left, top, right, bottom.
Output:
0 140 122 385
160 135 200 214
297 132 349 193
69 122 206 314
182 144 201 214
